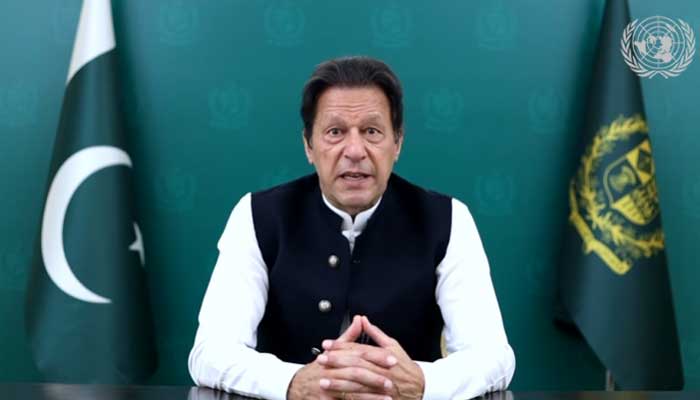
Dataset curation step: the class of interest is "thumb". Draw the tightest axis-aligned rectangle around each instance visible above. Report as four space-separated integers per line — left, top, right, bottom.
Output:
362 316 395 348
336 315 363 343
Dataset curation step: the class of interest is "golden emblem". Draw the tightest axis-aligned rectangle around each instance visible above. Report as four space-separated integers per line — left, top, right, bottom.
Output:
569 115 664 275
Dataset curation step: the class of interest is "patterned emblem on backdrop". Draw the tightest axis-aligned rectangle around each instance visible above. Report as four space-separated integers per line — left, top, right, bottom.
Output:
370 2 413 48
264 1 306 47
621 16 695 79
208 83 251 131
0 242 31 292
528 88 566 136
473 171 516 217
423 88 465 133
157 0 200 46
475 0 518 51
154 168 198 214
0 81 39 128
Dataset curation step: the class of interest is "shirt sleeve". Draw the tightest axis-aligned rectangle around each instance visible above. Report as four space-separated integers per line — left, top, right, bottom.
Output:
416 198 516 400
188 193 303 400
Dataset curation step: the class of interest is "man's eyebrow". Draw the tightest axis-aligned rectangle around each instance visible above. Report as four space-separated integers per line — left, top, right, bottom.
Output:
360 114 385 125
318 113 386 126
318 115 346 126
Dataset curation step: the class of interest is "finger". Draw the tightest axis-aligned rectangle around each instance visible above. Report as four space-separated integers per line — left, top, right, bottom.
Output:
319 391 336 400
318 351 366 368
361 316 395 348
348 394 393 400
322 388 392 400
320 347 397 369
325 388 393 400
325 342 396 365
320 377 380 393
326 341 376 352
318 351 392 373
327 367 393 391
336 315 363 343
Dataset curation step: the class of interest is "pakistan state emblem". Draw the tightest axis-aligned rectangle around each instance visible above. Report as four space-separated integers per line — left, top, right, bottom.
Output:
569 115 664 275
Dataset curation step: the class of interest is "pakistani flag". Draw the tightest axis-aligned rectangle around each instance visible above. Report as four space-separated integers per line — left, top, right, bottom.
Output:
558 0 683 389
25 0 157 382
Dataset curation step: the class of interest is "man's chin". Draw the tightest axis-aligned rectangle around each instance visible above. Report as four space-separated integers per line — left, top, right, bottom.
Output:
336 194 378 214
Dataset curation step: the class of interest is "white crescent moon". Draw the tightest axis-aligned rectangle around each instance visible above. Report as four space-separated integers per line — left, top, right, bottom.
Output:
41 145 132 304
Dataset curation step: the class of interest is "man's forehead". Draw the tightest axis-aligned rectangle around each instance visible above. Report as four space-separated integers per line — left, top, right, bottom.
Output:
318 86 389 106
321 111 386 123
316 86 391 121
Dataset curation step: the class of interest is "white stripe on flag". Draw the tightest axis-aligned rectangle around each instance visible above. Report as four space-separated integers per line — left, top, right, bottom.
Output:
66 0 116 85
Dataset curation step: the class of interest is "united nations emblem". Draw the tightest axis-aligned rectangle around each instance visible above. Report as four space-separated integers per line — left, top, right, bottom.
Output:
569 115 664 275
620 16 696 79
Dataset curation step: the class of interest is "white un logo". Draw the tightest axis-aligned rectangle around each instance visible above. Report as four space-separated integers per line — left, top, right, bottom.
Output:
621 16 696 79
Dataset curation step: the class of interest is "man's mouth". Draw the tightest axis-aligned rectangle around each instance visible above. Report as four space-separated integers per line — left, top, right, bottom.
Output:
339 172 371 181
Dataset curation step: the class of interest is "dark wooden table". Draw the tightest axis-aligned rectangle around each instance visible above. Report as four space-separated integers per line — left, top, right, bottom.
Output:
1 384 697 400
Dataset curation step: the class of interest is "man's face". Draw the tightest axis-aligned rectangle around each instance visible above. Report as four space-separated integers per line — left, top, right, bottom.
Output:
304 86 403 216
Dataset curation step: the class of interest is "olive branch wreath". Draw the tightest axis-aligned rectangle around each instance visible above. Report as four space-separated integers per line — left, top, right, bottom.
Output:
620 18 696 79
572 116 664 268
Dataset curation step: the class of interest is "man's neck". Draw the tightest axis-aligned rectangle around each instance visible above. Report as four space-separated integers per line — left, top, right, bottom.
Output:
321 194 382 229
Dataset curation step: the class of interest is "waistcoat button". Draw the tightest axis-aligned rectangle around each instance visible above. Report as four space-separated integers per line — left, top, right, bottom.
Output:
328 254 339 268
318 299 332 313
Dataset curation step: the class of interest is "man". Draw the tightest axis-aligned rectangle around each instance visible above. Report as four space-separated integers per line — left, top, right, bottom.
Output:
188 56 515 400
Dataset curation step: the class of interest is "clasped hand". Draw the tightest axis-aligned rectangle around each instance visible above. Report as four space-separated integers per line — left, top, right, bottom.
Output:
287 315 425 400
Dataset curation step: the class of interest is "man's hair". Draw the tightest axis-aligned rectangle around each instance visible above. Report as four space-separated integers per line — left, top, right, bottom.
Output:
300 56 404 143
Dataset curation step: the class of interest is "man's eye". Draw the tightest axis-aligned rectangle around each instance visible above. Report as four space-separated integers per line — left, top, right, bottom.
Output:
328 128 341 136
367 128 378 135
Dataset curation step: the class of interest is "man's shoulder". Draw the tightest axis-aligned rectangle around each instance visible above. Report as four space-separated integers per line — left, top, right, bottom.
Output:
392 176 475 227
252 173 318 201
390 173 453 204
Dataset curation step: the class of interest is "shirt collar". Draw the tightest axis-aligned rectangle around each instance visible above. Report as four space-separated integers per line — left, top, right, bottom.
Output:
321 194 382 235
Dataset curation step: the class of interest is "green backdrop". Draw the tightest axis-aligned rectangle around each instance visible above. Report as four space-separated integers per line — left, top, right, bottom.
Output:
1 0 699 390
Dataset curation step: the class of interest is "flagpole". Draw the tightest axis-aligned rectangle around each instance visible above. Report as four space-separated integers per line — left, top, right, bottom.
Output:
605 370 615 391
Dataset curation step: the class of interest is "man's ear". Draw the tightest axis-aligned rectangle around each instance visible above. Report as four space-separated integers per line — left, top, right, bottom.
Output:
302 130 313 165
394 130 404 161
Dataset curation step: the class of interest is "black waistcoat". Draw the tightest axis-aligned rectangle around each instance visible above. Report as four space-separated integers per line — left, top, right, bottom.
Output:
251 173 452 364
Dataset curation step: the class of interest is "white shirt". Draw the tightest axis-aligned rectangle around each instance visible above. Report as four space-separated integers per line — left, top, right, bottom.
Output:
321 193 381 253
188 192 515 400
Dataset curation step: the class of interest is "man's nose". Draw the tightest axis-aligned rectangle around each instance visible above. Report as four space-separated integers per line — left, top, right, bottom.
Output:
343 128 367 161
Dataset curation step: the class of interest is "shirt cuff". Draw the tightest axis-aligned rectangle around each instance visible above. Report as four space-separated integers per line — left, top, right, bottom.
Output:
259 361 304 400
416 360 452 400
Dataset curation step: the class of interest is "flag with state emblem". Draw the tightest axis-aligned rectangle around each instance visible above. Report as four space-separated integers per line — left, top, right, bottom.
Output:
557 0 683 389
